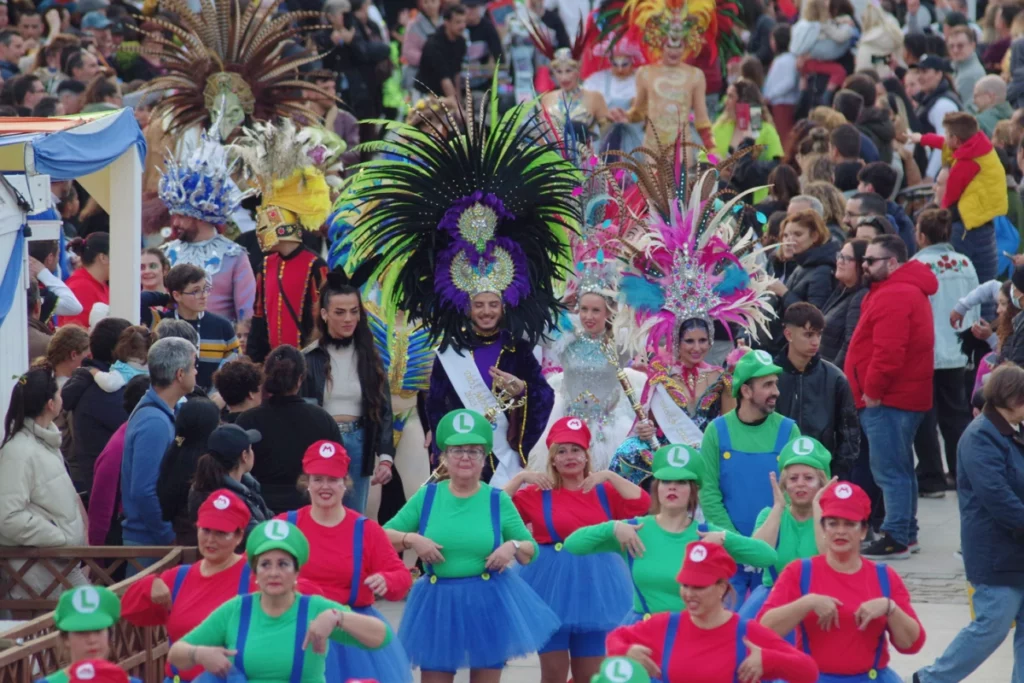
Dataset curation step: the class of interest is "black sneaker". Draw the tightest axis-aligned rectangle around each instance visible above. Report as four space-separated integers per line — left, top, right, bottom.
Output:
920 489 946 499
862 532 911 560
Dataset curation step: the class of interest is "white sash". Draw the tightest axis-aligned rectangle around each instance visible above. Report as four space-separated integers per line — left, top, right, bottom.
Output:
436 347 523 487
649 384 704 447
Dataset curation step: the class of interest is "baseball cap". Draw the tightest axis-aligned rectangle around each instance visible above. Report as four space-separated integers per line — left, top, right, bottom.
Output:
910 54 953 73
436 409 493 450
778 436 832 477
651 444 701 482
82 11 112 29
246 520 311 568
208 424 261 462
590 657 651 683
196 489 251 533
56 586 121 632
302 440 350 478
730 348 783 397
819 482 871 522
545 416 591 450
675 541 737 588
68 661 129 683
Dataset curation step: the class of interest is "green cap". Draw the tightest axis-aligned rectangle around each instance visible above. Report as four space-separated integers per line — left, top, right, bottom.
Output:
246 520 310 568
436 409 493 450
731 349 783 397
591 657 651 683
778 436 832 477
652 444 701 482
56 585 120 632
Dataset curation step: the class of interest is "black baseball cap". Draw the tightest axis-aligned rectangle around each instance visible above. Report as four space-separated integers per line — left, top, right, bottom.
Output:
208 424 261 459
910 55 953 73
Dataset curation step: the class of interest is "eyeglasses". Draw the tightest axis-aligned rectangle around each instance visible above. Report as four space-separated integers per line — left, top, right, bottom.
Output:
836 253 858 263
861 256 893 266
182 286 213 297
447 447 485 461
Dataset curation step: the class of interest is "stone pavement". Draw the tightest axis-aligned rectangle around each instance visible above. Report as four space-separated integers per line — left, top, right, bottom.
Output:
376 493 1014 682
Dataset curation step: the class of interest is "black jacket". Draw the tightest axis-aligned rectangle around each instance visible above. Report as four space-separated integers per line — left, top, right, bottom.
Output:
1005 310 1024 367
781 240 839 312
774 348 860 478
857 107 895 165
886 200 918 258
820 284 867 369
188 473 273 542
301 341 395 477
61 360 128 495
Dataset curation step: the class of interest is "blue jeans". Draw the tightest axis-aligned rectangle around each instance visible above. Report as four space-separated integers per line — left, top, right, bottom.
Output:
341 426 370 513
918 583 1024 683
952 221 997 319
860 406 925 546
122 536 161 578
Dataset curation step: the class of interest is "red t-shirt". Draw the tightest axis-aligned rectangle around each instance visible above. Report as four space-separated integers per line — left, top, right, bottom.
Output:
607 611 818 683
512 482 651 544
276 507 412 607
759 555 926 675
59 267 108 328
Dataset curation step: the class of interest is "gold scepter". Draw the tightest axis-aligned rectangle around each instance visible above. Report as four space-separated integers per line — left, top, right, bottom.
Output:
601 340 659 452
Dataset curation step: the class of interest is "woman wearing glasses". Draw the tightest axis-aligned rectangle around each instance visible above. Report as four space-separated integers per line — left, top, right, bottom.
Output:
821 239 868 369
384 409 559 683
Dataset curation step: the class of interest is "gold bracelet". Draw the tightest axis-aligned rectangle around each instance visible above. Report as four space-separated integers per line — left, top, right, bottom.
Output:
402 532 409 549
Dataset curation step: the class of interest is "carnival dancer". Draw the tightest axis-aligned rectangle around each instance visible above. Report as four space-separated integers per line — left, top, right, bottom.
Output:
738 436 832 622
232 121 335 364
168 520 391 683
341 87 576 487
605 541 819 683
506 417 649 683
760 482 926 683
277 441 412 683
382 409 559 681
565 444 776 623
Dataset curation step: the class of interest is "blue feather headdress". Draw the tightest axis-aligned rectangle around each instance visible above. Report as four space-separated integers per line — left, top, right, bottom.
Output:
158 132 240 226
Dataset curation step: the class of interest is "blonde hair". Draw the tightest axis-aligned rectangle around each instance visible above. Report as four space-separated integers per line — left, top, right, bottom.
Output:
800 0 829 22
648 479 700 517
546 443 593 487
808 107 847 130
993 119 1020 148
779 465 829 496
803 181 846 225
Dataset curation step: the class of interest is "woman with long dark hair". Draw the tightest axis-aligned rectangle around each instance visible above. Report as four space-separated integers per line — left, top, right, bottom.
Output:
61 232 109 328
302 275 394 514
820 238 869 368
157 397 221 545
237 345 342 514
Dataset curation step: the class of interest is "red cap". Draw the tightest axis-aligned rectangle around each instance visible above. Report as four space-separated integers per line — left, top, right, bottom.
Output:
819 482 872 522
676 542 737 588
545 417 592 450
197 489 251 533
68 661 129 683
303 440 351 478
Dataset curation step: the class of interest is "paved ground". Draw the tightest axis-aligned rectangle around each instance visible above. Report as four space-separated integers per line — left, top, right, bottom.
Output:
377 493 1013 682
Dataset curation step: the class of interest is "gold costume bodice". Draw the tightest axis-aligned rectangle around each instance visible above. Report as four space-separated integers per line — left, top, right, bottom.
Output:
633 64 701 148
543 90 596 137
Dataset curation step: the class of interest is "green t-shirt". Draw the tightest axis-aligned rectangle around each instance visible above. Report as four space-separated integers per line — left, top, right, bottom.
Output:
383 481 538 578
37 671 69 683
699 412 801 533
182 594 389 683
563 514 777 615
752 506 818 587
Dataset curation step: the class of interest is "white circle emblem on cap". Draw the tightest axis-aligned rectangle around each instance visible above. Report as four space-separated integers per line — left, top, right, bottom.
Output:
213 494 231 510
754 350 773 365
75 663 96 681
72 586 100 614
453 412 475 433
603 659 635 683
319 443 335 458
265 520 290 540
689 545 708 562
836 483 853 499
567 418 583 430
792 437 815 456
666 445 690 468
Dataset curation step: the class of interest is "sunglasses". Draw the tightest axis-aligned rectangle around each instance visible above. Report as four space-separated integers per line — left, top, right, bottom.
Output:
861 256 893 266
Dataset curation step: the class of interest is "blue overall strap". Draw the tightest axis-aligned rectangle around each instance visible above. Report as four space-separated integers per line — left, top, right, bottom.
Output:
348 517 367 606
287 510 299 525
772 418 796 454
660 613 681 681
768 566 779 583
871 563 892 673
237 563 252 595
288 595 311 683
697 522 709 533
733 617 749 683
714 417 732 454
541 490 563 543
171 564 191 602
234 594 254 678
625 518 653 616
490 487 502 551
419 484 438 576
797 558 812 654
595 485 613 520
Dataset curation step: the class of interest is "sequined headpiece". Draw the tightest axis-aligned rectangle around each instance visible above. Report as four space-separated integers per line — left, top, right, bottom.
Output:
596 0 742 63
576 250 619 299
158 130 239 225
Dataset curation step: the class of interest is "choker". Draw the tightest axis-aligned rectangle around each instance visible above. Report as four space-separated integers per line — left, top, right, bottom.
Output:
324 333 355 348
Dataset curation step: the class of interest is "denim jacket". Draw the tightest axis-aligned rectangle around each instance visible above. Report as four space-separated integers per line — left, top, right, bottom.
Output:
911 243 980 370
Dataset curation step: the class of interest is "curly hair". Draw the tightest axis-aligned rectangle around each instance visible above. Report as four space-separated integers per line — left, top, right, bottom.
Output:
213 357 263 406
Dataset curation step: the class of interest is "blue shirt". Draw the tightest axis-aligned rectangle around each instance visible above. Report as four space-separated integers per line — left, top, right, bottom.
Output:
121 388 176 544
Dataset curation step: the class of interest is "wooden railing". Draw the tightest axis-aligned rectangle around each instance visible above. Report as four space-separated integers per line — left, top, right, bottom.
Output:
0 546 197 683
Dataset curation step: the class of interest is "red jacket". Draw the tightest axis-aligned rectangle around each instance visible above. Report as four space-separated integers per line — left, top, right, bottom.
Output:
844 260 938 411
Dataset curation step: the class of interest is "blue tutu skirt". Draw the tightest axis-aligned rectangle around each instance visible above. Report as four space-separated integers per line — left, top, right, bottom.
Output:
399 570 560 672
737 584 770 620
324 604 412 683
520 545 632 631
620 610 644 626
818 667 901 683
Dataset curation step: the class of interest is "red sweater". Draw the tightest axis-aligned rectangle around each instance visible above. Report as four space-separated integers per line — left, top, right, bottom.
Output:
512 482 650 543
276 507 412 607
58 267 108 328
759 555 926 676
607 612 818 683
843 260 938 411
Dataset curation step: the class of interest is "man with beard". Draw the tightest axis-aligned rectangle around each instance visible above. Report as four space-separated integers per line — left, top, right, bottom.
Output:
845 234 937 560
698 348 800 601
